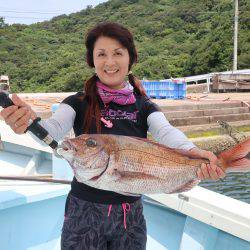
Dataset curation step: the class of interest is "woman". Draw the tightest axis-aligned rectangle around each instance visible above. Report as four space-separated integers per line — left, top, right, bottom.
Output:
1 22 225 250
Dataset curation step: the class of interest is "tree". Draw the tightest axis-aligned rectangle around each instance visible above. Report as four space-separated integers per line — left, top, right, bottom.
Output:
0 17 6 28
0 0 248 92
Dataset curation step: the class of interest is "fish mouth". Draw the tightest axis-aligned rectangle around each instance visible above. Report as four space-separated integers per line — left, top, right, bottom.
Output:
56 140 76 161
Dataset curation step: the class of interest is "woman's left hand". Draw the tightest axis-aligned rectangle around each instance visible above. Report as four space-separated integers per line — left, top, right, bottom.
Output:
189 148 226 181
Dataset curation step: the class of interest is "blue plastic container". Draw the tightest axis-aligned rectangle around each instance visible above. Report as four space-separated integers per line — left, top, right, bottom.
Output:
172 82 178 99
177 81 187 99
142 80 186 99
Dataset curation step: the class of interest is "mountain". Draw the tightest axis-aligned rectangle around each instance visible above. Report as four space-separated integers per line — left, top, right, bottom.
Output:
0 0 249 92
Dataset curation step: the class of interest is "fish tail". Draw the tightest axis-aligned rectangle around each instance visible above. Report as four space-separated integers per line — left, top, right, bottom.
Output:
218 138 250 172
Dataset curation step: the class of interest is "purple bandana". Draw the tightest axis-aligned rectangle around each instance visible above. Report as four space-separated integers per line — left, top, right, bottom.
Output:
96 81 136 105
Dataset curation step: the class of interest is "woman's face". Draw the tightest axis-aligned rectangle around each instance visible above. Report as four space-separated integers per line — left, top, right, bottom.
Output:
93 36 130 89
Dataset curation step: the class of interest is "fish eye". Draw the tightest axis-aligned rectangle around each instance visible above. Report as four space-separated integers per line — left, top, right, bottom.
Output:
86 138 97 147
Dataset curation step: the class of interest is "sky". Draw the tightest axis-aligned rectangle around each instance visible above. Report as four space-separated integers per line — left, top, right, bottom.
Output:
0 0 108 25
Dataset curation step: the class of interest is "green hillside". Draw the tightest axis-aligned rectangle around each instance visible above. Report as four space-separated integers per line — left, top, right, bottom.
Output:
0 0 249 92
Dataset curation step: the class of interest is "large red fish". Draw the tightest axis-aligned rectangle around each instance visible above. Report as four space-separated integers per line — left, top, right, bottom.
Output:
57 134 250 195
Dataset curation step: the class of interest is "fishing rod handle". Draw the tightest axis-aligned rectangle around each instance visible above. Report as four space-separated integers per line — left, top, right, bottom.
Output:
0 92 14 108
0 92 58 149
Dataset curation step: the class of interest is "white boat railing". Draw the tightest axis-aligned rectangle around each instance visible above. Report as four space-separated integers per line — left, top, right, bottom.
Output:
170 68 250 92
0 121 51 153
146 186 250 242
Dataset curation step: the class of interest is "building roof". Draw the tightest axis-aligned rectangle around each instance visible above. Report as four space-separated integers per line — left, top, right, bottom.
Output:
0 75 9 81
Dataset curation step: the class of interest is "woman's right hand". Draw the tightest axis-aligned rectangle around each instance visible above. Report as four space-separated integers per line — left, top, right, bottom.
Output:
0 93 37 134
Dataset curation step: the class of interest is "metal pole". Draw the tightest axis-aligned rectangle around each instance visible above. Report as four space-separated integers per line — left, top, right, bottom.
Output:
0 175 71 184
233 0 238 72
207 74 210 93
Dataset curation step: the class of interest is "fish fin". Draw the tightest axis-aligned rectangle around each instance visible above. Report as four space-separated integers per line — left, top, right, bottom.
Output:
105 153 123 175
218 138 250 172
104 171 121 181
168 180 200 194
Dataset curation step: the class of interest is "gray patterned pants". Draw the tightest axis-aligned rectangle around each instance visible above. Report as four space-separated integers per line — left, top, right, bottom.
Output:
61 194 147 250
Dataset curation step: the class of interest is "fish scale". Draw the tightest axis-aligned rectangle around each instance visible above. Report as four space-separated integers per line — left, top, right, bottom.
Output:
115 149 202 180
116 138 203 166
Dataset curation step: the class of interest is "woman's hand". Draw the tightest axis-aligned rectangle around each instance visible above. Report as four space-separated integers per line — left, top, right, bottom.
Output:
189 147 226 181
0 93 37 134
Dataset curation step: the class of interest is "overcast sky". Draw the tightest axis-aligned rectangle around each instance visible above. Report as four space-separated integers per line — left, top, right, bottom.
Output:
0 0 108 25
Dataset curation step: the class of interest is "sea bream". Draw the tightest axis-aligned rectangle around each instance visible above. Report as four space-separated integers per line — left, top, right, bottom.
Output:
57 134 250 195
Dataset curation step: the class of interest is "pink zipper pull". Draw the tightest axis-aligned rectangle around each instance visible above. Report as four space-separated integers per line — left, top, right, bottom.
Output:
101 117 113 128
